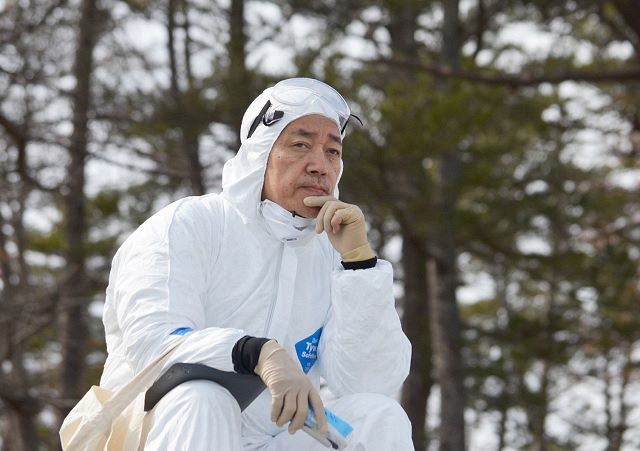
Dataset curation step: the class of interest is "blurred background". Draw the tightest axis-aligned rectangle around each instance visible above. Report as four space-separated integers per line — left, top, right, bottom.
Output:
1 0 639 450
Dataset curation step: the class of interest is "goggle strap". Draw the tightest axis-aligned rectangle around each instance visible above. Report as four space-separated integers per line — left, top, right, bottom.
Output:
246 100 272 139
248 100 359 138
341 113 363 135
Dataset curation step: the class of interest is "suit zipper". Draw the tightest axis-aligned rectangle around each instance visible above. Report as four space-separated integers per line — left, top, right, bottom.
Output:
263 242 285 336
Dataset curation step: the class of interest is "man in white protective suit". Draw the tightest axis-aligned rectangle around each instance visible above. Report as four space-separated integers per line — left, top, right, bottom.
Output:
99 78 414 450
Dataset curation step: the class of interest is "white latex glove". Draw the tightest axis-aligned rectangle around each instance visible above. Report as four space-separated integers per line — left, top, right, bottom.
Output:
303 196 375 262
255 340 328 435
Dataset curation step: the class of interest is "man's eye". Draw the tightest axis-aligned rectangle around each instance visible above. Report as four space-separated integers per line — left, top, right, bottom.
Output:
293 142 309 149
328 148 342 157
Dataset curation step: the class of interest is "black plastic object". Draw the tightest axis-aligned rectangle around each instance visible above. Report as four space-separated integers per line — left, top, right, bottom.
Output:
144 363 266 412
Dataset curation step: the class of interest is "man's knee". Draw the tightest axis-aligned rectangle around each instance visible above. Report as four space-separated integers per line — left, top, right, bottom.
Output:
353 393 409 422
330 392 411 431
145 380 243 450
326 393 413 450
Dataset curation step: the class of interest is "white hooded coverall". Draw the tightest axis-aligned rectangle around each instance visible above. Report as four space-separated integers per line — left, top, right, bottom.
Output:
99 81 414 450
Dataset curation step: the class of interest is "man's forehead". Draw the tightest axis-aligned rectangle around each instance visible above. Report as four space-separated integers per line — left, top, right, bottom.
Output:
289 127 342 146
282 115 342 145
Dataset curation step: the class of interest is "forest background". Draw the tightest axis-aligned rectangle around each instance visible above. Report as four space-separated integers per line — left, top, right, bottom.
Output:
1 0 639 450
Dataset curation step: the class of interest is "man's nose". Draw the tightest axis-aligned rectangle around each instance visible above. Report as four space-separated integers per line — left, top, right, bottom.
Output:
306 146 329 175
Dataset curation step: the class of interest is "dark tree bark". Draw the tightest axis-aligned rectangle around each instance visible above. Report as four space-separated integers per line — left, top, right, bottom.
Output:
225 0 252 150
167 0 180 98
0 58 43 448
383 2 434 449
604 344 631 451
57 0 99 434
611 0 640 56
0 206 41 451
167 0 205 195
180 0 195 89
429 1 466 450
526 361 549 451
380 1 440 448
400 234 432 451
364 57 640 87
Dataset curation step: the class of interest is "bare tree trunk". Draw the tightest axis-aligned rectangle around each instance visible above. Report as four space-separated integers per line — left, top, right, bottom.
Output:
429 2 466 450
0 371 41 451
0 406 36 451
526 361 549 451
527 227 568 451
0 211 41 451
181 0 195 89
0 412 19 451
167 0 180 100
0 78 43 450
226 0 252 149
167 0 204 195
605 344 630 451
400 234 432 451
57 0 98 432
610 0 640 56
428 181 465 451
497 407 507 451
384 2 435 448
494 263 510 451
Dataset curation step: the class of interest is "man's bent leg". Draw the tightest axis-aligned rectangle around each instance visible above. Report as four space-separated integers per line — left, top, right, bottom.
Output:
327 393 414 451
265 393 414 451
144 380 243 451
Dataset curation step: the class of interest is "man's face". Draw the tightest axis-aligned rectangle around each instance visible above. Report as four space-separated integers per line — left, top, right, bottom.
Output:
262 114 342 218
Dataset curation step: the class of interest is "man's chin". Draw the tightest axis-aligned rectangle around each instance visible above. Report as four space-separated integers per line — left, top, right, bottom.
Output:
291 205 320 219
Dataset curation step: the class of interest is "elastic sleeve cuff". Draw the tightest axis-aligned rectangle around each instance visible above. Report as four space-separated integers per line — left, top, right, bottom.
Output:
232 336 271 374
341 256 377 270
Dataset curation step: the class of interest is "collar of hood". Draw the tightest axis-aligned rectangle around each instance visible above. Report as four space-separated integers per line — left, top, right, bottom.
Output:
221 88 344 224
259 199 316 244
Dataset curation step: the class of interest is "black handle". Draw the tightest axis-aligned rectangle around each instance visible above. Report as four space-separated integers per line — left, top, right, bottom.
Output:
144 363 266 412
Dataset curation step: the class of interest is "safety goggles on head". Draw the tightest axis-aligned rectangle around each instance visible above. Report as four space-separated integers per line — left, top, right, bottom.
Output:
246 78 362 139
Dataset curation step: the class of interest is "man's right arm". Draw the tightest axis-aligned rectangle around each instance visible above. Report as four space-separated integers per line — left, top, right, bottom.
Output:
105 197 324 433
107 197 245 377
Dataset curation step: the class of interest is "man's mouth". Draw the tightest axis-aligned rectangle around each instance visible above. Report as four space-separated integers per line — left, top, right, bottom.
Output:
300 186 328 196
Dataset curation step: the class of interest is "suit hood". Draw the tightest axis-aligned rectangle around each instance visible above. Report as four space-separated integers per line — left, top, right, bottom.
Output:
221 80 346 223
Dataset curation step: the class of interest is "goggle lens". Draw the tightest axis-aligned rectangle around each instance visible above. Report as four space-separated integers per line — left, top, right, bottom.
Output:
271 78 351 129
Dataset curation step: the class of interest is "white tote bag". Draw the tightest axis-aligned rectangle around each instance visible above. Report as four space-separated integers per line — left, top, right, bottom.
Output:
60 338 185 451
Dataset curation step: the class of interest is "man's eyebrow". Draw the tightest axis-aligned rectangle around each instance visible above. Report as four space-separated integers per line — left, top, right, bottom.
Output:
328 133 342 146
291 128 342 146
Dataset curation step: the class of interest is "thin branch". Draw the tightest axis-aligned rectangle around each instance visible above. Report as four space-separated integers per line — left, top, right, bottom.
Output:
87 149 187 179
0 111 26 148
0 112 63 193
3 168 63 193
0 387 41 414
357 57 640 87
472 0 486 61
27 0 68 34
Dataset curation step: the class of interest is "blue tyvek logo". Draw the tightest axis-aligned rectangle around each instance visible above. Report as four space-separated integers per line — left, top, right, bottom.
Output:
295 327 322 374
170 327 193 336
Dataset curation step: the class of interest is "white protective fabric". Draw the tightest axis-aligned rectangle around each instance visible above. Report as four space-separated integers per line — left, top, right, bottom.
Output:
100 78 412 449
144 381 414 451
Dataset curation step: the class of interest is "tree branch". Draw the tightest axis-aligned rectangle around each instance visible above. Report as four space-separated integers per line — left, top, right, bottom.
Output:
0 387 41 415
0 111 26 149
27 0 69 34
358 57 640 87
88 149 187 179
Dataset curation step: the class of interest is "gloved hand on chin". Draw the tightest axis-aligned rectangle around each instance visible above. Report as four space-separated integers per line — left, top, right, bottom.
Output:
303 196 375 262
254 340 328 435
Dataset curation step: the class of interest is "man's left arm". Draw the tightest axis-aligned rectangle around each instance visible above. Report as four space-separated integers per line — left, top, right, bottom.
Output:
304 197 411 397
320 258 411 397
